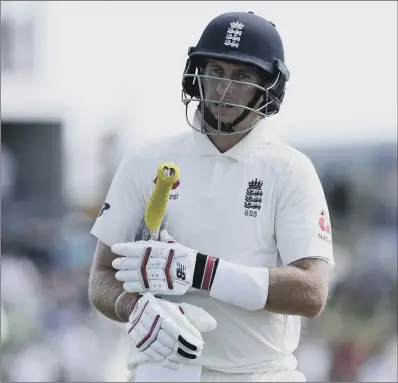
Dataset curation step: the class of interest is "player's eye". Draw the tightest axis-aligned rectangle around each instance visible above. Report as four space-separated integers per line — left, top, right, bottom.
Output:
207 67 224 78
239 72 252 81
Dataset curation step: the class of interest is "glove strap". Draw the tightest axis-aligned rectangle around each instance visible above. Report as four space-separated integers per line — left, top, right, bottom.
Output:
192 253 219 290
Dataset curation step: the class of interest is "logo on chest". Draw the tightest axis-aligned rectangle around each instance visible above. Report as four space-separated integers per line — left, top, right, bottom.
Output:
244 178 263 217
153 177 180 200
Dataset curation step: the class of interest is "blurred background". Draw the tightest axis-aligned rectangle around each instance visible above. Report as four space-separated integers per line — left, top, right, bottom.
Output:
1 1 397 382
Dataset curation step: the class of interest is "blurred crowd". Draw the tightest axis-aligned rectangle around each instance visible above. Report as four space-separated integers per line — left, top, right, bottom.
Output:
1 138 397 382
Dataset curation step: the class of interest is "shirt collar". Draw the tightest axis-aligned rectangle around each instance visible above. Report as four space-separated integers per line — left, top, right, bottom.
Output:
190 112 275 162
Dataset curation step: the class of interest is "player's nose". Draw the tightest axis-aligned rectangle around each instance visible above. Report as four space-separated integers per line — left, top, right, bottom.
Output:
215 78 234 99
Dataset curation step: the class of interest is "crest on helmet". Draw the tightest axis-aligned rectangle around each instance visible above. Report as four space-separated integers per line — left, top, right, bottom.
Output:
224 21 244 49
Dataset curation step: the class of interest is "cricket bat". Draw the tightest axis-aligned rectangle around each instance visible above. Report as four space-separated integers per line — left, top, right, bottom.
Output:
133 162 202 382
134 162 180 242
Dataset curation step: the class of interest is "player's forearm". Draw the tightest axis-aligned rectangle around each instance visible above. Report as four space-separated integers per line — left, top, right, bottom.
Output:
206 256 327 317
265 265 327 318
88 267 140 322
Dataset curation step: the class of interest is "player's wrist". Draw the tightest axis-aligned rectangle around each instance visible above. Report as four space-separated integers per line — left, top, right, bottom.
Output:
209 259 270 311
114 291 140 322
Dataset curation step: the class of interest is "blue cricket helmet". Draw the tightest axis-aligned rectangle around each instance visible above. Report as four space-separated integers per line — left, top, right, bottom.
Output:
182 11 290 134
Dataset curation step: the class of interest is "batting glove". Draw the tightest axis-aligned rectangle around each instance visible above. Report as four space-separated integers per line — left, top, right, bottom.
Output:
127 292 217 371
112 229 218 296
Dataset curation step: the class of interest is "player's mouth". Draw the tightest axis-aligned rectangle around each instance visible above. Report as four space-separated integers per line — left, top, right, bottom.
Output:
210 103 237 119
213 102 234 109
210 103 236 116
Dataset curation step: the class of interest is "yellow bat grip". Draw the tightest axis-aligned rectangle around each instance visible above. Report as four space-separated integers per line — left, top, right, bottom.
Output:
145 162 180 235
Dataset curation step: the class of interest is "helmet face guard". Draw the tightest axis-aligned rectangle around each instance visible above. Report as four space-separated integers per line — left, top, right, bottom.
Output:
181 12 290 136
182 58 287 135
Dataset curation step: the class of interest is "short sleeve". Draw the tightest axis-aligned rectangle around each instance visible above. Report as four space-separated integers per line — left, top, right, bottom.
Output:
90 149 145 247
275 154 334 267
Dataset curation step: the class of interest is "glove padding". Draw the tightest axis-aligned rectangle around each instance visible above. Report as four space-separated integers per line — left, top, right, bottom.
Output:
112 229 198 295
127 292 217 370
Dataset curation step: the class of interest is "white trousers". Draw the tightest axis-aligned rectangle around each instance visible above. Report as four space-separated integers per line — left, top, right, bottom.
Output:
128 367 306 382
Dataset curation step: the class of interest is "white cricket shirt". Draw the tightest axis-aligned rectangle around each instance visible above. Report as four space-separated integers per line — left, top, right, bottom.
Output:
91 117 334 374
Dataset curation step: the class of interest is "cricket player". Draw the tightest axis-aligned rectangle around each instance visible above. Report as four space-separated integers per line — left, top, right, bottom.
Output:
89 11 334 382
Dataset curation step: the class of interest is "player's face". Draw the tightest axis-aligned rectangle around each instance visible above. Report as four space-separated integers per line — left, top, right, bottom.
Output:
201 59 263 124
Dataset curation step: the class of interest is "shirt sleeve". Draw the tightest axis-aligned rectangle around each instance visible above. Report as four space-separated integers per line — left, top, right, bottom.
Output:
90 149 145 247
275 153 335 267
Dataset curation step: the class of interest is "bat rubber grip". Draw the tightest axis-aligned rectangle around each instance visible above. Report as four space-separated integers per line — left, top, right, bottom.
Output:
145 162 180 234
